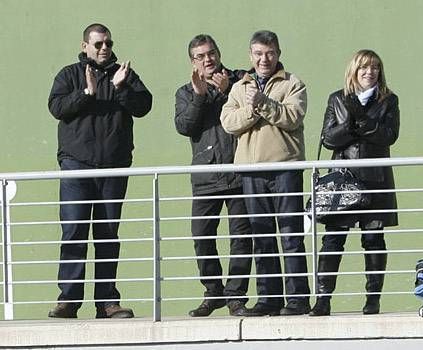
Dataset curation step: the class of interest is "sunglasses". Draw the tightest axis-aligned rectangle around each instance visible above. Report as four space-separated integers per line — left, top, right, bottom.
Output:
92 40 114 50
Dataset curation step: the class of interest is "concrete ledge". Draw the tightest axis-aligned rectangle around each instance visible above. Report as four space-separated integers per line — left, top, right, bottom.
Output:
241 312 423 340
0 313 422 348
0 318 241 348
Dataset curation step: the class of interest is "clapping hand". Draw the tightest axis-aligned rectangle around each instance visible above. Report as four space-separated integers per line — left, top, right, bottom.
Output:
191 67 208 95
85 64 97 95
210 69 229 93
245 83 265 107
112 61 130 89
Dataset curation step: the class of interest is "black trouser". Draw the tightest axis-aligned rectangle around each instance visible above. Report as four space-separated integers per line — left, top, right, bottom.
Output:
317 225 387 296
242 170 310 308
192 188 253 302
58 159 128 309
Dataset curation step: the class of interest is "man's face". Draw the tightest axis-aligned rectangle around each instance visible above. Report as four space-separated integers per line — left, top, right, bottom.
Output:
250 42 280 78
190 42 221 79
82 31 113 65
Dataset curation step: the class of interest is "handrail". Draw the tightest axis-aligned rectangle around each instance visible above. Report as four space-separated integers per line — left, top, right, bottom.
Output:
0 157 421 320
0 157 422 181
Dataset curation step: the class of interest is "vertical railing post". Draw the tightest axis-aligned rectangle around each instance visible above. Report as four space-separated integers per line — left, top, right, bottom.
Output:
1 180 14 320
310 167 319 295
152 174 161 321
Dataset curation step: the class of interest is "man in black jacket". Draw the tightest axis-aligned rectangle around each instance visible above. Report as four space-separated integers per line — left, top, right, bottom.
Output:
175 34 252 317
48 23 152 319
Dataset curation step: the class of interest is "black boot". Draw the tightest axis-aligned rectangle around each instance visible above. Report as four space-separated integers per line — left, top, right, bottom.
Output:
309 297 331 316
309 254 342 317
363 253 387 315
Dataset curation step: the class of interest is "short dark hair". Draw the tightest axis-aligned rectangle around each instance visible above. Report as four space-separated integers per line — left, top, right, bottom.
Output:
188 34 220 59
83 23 111 42
250 30 281 54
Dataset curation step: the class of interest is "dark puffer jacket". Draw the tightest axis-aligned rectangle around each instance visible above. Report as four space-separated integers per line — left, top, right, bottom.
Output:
321 89 400 227
175 67 243 195
48 52 152 168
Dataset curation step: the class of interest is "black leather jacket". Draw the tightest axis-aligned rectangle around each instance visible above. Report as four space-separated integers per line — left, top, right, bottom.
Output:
322 89 400 183
321 89 400 227
175 67 244 195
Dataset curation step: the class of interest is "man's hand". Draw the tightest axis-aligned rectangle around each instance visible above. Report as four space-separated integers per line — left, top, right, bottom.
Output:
112 61 130 89
246 84 265 107
85 64 97 95
210 69 229 93
191 67 207 95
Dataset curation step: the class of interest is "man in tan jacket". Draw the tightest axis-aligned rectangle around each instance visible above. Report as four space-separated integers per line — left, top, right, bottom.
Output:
220 30 310 316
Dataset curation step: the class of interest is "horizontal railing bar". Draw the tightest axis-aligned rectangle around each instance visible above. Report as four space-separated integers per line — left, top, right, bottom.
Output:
9 298 154 305
321 249 423 255
8 186 421 208
162 212 307 222
320 228 423 235
158 229 423 241
161 252 313 261
10 237 154 245
10 198 153 207
9 257 154 265
161 232 313 241
155 186 423 203
160 208 422 222
161 270 415 281
161 291 414 302
3 292 413 306
160 192 306 202
10 217 153 226
1 157 423 181
10 277 154 285
2 228 420 246
162 272 311 281
6 207 421 227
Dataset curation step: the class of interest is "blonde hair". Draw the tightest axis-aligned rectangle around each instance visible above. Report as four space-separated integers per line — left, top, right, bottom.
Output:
344 49 390 100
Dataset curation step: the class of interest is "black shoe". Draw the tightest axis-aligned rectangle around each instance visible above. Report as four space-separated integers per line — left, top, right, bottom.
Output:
227 300 249 316
309 297 331 316
96 304 134 319
188 299 226 317
48 303 78 319
280 299 311 316
363 297 380 315
242 303 280 317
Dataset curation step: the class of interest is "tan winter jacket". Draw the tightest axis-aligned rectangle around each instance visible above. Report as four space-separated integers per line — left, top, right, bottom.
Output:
220 68 307 164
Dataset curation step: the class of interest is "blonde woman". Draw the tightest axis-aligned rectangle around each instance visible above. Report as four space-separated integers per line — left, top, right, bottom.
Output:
310 50 400 316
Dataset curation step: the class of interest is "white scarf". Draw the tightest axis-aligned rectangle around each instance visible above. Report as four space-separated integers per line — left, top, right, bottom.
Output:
356 86 377 106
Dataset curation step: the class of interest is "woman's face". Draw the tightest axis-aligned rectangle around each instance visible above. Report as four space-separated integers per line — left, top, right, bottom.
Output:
357 61 380 91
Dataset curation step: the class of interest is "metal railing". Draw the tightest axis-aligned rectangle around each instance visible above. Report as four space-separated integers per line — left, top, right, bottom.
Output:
0 157 422 321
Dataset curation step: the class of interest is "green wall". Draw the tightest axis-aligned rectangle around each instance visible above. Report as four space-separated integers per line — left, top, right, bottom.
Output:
0 0 422 319
1 0 421 171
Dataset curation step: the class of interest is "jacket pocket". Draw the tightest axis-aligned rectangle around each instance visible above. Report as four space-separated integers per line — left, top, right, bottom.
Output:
191 146 219 186
192 145 215 165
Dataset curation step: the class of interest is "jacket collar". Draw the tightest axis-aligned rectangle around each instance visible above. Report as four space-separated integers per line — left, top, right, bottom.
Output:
78 52 118 71
241 62 286 84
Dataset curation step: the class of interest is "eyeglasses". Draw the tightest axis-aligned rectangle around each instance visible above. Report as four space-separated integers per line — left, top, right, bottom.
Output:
192 49 217 62
92 40 114 50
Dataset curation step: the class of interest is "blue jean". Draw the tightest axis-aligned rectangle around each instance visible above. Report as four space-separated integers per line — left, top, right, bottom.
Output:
58 159 128 309
242 170 310 308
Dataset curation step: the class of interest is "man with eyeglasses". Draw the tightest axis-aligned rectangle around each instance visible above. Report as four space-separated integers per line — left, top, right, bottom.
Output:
221 30 310 317
48 23 152 319
175 34 252 317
